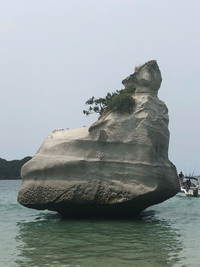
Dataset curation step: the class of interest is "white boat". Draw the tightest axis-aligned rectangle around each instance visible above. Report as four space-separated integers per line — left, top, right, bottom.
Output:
180 177 200 197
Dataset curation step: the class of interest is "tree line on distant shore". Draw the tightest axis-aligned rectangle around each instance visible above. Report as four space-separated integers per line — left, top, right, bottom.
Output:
0 157 32 180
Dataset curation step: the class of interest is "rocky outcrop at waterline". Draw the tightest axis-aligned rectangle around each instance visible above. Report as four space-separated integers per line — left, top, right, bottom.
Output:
18 60 180 218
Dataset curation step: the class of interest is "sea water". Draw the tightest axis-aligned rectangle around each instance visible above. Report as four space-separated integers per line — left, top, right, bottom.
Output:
0 180 200 267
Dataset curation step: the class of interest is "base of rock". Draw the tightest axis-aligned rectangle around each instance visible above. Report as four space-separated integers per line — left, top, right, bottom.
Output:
18 177 178 218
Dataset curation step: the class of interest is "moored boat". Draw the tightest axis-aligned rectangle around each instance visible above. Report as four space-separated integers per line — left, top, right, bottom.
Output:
180 177 200 197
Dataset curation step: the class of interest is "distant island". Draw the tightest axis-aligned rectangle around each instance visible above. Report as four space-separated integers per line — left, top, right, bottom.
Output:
0 157 32 180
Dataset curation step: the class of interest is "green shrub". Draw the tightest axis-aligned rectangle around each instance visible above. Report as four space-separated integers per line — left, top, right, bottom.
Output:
107 92 134 113
83 87 135 116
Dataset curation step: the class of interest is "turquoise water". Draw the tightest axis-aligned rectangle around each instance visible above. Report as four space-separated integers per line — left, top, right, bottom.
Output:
0 180 200 267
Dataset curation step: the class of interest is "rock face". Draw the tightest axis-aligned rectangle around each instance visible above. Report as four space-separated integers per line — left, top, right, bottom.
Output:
18 60 180 218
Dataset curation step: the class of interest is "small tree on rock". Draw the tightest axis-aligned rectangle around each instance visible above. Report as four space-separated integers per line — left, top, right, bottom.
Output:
83 88 135 117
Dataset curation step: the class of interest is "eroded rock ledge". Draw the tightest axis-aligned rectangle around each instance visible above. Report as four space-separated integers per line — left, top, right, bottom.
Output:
18 60 180 218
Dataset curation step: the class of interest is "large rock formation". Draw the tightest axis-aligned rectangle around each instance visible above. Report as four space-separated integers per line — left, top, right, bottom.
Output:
18 60 180 218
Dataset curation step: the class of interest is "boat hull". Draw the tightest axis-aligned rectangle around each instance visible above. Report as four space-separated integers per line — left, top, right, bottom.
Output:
180 187 200 197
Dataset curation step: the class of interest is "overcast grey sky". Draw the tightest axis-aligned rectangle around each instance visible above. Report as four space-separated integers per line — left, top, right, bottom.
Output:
1 0 200 174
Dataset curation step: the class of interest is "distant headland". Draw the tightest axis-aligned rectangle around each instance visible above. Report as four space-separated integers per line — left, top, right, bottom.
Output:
0 157 32 180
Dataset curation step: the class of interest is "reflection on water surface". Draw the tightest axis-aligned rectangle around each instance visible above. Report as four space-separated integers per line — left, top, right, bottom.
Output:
15 210 182 267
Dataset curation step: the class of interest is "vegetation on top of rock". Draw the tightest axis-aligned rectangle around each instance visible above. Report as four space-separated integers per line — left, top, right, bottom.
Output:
0 156 32 180
83 88 135 116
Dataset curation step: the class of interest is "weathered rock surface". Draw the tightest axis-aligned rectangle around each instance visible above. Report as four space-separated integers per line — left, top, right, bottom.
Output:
18 60 180 218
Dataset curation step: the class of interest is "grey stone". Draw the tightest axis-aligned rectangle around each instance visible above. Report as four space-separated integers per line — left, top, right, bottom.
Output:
18 60 180 218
